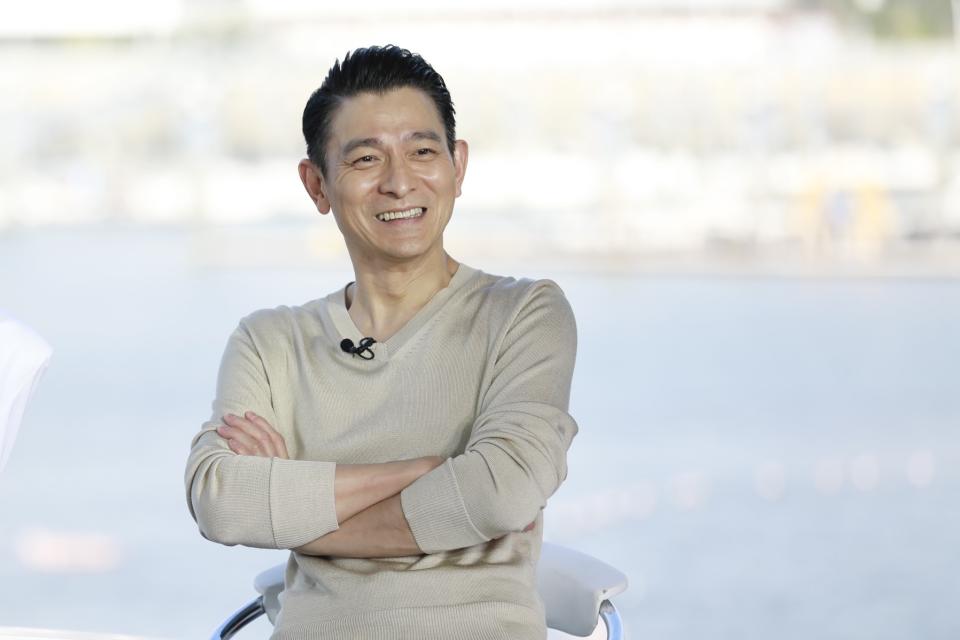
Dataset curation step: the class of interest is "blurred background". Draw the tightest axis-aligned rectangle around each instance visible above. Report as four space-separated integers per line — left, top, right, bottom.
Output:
1 0 959 638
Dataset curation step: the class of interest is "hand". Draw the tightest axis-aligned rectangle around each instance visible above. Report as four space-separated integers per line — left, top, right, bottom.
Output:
217 411 289 459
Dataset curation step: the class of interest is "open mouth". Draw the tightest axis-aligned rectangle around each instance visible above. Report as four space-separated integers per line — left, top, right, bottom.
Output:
375 207 425 222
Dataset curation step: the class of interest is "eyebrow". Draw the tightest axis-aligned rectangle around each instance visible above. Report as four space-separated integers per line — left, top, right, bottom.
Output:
340 130 444 157
409 130 443 144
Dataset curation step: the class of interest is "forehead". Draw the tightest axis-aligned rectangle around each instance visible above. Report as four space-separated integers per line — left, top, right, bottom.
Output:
328 87 443 150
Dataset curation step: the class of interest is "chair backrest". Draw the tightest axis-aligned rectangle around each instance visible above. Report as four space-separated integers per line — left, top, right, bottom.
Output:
0 315 52 473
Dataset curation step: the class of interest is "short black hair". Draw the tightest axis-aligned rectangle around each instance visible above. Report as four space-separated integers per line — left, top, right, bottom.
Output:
302 45 457 177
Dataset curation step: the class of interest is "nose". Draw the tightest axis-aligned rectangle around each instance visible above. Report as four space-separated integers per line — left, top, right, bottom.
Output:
378 156 415 199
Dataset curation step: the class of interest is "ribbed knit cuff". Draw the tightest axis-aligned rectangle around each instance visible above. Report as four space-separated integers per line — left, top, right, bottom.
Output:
269 458 339 548
400 459 488 553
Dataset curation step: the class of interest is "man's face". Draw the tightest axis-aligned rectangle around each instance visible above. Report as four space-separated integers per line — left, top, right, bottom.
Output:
303 86 467 268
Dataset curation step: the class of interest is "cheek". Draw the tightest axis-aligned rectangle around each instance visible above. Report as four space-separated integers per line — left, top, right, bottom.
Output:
417 162 443 178
335 174 380 206
417 164 456 192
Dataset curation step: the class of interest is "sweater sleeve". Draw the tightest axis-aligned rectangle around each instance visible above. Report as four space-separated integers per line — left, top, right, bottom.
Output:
184 319 339 549
400 280 578 552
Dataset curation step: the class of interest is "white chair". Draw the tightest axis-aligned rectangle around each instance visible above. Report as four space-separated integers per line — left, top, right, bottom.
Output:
0 314 52 474
212 542 628 639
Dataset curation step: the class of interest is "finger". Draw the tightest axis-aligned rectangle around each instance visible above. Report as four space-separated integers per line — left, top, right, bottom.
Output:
221 414 275 457
218 418 260 454
217 426 248 456
245 412 289 460
224 436 251 456
217 423 260 455
229 413 279 457
240 412 283 459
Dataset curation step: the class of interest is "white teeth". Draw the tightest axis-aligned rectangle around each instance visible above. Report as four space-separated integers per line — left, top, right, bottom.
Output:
376 207 423 222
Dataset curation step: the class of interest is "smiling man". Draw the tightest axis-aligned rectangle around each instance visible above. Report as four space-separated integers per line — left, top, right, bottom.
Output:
185 45 578 639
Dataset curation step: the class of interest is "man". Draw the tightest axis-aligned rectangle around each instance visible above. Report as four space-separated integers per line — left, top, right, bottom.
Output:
185 45 578 639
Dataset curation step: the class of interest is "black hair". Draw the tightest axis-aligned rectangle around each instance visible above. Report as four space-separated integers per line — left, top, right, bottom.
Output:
302 45 456 177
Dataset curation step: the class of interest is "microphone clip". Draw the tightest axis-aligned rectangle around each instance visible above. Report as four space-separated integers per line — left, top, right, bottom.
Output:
340 336 377 360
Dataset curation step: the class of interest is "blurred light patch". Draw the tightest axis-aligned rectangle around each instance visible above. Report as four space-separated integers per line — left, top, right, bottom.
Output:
14 528 123 574
669 471 710 510
814 457 845 495
465 152 599 213
247 0 786 23
122 169 196 225
0 1 182 38
6 172 103 227
547 481 658 539
905 449 936 489
200 161 311 224
623 481 659 520
754 460 787 502
848 452 881 492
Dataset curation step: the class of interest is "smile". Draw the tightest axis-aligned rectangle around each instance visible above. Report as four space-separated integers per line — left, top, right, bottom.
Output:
375 207 425 222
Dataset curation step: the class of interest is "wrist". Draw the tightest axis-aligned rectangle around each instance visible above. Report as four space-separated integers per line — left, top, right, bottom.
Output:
416 455 444 478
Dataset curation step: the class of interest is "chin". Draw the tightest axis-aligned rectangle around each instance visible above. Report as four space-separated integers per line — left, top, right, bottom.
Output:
382 241 441 262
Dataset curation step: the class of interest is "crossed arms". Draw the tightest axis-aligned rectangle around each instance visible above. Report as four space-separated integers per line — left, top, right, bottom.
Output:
184 280 577 558
217 410 445 558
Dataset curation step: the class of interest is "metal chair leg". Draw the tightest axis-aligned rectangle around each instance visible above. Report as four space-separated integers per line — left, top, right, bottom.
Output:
599 599 624 640
211 596 266 640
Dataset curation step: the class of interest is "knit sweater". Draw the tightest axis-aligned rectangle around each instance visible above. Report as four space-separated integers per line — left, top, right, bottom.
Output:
184 263 578 639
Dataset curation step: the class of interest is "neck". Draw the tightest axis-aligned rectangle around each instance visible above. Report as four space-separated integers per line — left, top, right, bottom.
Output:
346 251 460 341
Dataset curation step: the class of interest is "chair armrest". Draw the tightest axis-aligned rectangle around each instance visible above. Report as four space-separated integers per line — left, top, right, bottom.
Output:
537 542 628 637
253 564 285 624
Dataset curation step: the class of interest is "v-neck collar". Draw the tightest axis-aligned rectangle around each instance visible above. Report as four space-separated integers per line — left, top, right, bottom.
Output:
323 263 477 362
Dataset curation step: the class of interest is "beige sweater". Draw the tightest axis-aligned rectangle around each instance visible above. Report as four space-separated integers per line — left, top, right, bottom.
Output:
184 264 578 639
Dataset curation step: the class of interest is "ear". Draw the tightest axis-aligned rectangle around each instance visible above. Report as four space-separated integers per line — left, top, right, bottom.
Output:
298 159 331 214
452 139 468 198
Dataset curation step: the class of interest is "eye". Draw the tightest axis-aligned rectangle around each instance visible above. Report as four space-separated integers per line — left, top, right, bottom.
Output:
352 155 378 166
415 148 437 157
